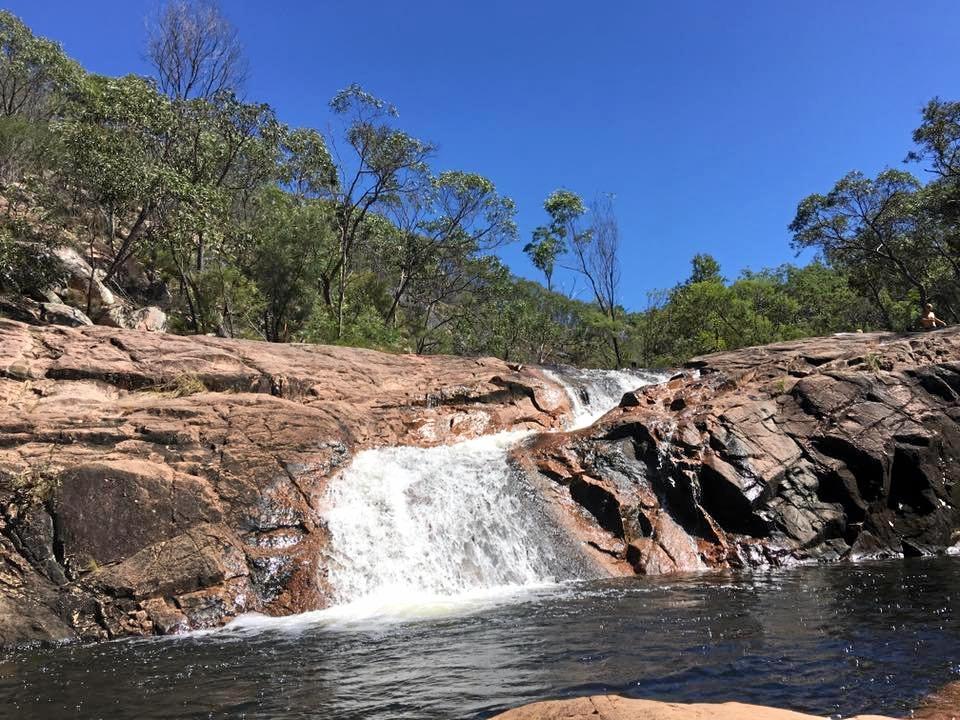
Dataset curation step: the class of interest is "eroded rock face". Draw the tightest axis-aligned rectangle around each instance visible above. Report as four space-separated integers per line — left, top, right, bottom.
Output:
0 320 570 645
517 329 960 576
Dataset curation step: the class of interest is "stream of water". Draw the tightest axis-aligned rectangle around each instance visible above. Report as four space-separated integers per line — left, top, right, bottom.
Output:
2 369 957 719
2 560 958 719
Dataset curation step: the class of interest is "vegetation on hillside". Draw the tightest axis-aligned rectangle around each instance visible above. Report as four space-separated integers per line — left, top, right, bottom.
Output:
0 4 957 368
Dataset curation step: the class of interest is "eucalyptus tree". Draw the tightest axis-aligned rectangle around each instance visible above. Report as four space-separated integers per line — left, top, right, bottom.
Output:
524 189 588 293
146 0 247 101
529 189 626 365
322 84 434 339
789 169 938 318
0 11 81 182
571 194 624 365
56 73 176 283
382 170 517 327
909 99 960 313
154 93 285 333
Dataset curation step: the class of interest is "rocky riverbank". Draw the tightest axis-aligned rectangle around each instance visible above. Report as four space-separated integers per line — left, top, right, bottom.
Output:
515 327 960 575
1 321 958 646
0 319 569 645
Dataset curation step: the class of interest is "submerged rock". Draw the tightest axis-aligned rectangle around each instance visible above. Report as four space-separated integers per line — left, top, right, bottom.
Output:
517 328 960 575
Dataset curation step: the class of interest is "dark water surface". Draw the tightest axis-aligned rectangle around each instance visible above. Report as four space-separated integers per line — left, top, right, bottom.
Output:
2 558 959 720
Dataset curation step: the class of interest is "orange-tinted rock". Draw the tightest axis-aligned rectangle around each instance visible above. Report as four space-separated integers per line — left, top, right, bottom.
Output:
0 320 571 644
490 694 897 720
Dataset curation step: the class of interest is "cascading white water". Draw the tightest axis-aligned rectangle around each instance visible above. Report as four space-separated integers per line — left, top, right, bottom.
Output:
547 367 669 429
319 367 667 616
321 431 577 605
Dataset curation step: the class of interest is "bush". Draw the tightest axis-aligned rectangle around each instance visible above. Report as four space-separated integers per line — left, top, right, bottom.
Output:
0 228 66 297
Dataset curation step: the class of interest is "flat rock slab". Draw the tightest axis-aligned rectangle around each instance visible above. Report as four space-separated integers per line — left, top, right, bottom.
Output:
490 695 893 720
492 682 960 720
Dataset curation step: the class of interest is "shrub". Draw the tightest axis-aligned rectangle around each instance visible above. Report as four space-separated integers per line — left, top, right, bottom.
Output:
0 228 66 297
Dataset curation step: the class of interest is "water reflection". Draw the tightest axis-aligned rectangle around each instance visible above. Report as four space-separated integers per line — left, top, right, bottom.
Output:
1 558 958 720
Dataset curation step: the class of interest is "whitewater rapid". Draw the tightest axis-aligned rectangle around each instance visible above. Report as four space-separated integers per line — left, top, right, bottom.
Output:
320 431 569 603
223 367 666 631
317 368 664 615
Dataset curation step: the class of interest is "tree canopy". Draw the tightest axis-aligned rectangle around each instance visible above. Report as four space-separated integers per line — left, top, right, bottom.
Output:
0 6 956 369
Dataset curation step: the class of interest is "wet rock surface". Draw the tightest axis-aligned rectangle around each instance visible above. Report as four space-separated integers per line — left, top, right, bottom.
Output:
517 328 960 576
0 320 570 645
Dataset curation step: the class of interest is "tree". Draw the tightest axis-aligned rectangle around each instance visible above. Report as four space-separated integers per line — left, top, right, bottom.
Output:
56 73 176 286
568 194 625 366
382 170 517 327
0 11 80 182
145 0 247 101
688 253 723 284
789 169 939 319
524 226 564 291
322 84 433 339
910 98 960 181
524 189 589 294
909 100 960 315
243 188 334 341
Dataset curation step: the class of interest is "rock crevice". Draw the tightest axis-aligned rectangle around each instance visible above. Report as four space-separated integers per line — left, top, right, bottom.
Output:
518 329 960 576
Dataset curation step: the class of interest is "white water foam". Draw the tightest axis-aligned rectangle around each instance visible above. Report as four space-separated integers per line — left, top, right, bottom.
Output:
221 583 559 634
545 367 668 429
219 367 668 632
319 431 582 612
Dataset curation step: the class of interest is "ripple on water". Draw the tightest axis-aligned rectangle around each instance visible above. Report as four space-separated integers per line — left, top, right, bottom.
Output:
1 558 958 720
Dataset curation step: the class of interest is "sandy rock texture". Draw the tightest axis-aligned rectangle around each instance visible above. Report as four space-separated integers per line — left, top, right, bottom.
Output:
492 681 960 720
491 695 895 720
0 320 569 645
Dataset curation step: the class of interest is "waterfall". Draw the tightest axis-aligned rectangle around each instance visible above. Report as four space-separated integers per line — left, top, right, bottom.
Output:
319 367 667 615
545 367 669 429
321 431 586 605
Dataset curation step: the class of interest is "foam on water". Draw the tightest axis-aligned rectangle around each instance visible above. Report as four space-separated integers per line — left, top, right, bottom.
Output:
220 367 667 631
545 367 669 429
317 431 588 617
221 582 559 634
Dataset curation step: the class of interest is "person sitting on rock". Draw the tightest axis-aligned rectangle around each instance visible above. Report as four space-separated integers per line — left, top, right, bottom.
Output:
919 303 947 330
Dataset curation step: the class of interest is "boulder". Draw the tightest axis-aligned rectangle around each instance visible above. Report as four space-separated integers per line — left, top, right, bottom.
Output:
517 328 960 575
131 305 166 332
39 302 92 327
53 246 116 313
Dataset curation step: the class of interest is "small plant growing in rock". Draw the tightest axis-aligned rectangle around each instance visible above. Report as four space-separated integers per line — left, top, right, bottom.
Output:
863 353 881 372
156 373 208 397
10 461 61 505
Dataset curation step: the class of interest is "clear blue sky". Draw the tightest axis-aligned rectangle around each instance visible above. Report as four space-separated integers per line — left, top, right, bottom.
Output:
11 1 960 309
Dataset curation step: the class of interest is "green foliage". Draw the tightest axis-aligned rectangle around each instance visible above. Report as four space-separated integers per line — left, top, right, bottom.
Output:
0 10 81 121
0 227 65 296
10 460 61 506
688 253 723 284
157 373 208 397
2 9 959 372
